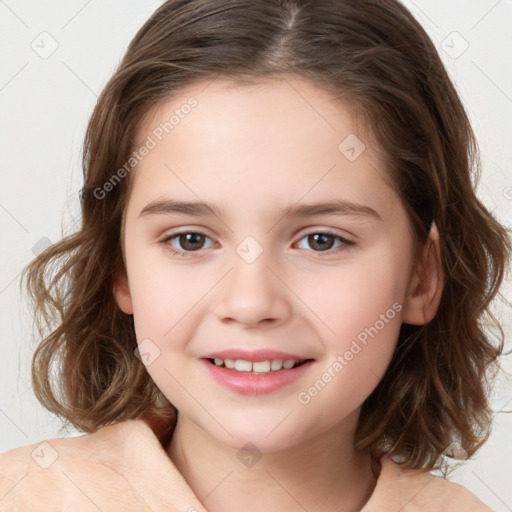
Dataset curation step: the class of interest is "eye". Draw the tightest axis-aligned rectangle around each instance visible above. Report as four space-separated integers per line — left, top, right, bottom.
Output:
159 229 354 258
295 231 354 255
160 231 216 257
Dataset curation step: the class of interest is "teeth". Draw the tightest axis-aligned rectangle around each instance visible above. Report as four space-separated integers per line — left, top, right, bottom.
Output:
252 360 271 372
234 360 252 372
271 360 283 371
210 358 304 373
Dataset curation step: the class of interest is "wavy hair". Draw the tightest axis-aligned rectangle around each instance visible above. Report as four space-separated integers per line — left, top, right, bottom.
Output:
22 0 511 471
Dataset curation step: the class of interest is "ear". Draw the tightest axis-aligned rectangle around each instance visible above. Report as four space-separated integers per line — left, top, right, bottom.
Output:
401 222 444 325
113 268 134 315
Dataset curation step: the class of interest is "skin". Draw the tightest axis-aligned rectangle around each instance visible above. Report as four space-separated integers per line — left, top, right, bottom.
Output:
114 76 444 512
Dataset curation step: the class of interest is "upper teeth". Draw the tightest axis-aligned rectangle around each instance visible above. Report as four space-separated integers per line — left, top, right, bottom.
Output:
213 358 300 373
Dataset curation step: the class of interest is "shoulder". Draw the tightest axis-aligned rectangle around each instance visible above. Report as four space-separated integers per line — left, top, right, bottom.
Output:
364 455 495 512
0 419 159 511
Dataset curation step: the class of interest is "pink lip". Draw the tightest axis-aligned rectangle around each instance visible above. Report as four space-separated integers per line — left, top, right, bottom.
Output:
201 348 309 362
201 358 315 396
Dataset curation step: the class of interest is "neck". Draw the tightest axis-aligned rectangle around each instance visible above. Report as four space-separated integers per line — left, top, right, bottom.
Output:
166 412 378 512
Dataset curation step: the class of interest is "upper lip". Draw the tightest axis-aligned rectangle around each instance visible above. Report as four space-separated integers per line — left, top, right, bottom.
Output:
201 349 313 362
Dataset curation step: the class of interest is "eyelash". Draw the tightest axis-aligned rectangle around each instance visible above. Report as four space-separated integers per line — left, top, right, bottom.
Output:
159 230 355 258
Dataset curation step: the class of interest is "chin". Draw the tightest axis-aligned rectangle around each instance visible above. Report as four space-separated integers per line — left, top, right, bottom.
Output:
194 409 314 453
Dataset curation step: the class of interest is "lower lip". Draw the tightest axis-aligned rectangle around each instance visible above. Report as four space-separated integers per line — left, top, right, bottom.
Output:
202 359 314 395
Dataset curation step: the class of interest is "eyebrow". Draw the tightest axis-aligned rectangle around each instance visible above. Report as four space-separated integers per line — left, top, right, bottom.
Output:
138 198 382 222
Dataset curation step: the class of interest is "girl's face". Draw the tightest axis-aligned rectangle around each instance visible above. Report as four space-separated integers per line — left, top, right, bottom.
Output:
115 76 440 451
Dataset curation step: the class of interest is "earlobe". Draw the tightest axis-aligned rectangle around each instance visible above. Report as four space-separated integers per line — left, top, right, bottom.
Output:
401 222 444 325
113 270 134 315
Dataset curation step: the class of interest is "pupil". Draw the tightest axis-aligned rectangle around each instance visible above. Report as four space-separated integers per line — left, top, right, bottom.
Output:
181 233 204 250
310 233 334 251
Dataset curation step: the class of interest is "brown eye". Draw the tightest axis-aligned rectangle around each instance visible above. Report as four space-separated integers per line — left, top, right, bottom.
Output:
296 231 354 255
161 231 215 256
178 233 206 251
306 233 335 251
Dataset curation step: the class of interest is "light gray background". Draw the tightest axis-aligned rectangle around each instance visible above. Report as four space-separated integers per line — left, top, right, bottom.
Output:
0 1 511 510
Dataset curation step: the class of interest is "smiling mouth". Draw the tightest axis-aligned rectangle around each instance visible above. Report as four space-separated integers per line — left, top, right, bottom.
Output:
205 357 312 374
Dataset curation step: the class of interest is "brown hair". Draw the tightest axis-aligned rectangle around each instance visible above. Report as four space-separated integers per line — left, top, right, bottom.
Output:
21 0 511 471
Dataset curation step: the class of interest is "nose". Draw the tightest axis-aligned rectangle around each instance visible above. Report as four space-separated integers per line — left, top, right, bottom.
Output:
213 249 292 329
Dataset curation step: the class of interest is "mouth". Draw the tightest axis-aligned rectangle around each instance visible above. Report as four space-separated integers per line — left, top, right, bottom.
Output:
200 347 316 395
205 357 312 373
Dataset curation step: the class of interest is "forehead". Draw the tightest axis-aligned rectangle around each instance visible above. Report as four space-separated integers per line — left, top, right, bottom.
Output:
128 76 395 222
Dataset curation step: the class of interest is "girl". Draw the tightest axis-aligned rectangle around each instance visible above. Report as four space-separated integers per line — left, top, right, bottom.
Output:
1 0 510 510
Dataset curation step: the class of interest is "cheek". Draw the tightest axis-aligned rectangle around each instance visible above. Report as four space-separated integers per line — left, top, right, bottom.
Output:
125 248 211 343
294 244 408 403
301 243 409 345
296 286 404 419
